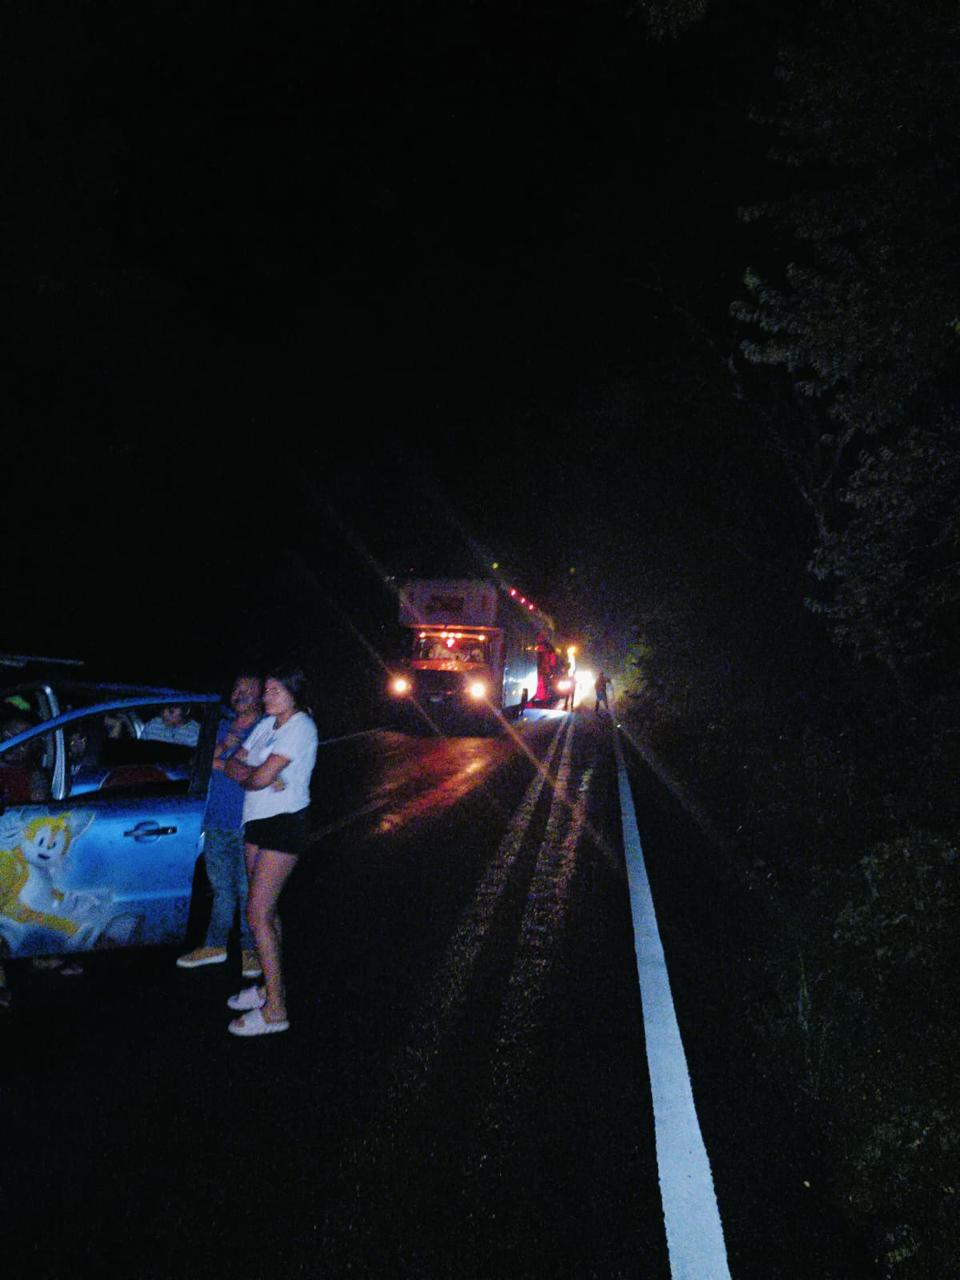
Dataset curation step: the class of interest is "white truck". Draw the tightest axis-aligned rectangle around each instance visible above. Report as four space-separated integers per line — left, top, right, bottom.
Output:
387 578 560 729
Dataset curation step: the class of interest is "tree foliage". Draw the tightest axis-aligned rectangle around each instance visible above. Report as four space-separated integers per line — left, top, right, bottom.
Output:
808 419 960 672
731 0 960 667
734 1 959 434
628 0 710 40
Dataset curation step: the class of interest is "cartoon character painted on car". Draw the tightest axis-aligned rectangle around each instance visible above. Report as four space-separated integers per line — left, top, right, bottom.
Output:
0 810 140 954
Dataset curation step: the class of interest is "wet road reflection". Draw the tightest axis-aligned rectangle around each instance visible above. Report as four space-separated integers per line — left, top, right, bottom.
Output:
1 704 858 1279
314 710 568 841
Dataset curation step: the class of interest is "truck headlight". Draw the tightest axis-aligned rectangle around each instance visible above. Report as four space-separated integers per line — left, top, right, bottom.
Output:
466 680 487 700
390 677 411 696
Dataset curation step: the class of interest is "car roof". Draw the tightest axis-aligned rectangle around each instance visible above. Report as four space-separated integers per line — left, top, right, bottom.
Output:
0 651 85 672
2 679 219 702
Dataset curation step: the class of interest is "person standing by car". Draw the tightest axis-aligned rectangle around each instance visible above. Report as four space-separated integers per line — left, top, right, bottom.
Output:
594 670 611 714
177 673 263 977
222 667 317 1037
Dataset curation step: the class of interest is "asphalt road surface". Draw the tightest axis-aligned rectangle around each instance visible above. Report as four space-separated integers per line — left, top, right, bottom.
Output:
2 708 875 1279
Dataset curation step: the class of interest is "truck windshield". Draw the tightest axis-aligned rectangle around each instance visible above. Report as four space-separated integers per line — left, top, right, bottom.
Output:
413 634 487 664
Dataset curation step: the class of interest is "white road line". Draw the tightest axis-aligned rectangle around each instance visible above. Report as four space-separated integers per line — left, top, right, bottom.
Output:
325 716 572 1226
385 715 570 1093
312 795 390 839
462 725 589 1179
493 717 578 1036
614 728 733 1280
317 727 384 747
489 744 591 1073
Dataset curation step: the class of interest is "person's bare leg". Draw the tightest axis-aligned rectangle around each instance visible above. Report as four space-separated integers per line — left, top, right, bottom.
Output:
244 841 258 882
240 842 266 998
245 848 297 1023
243 841 282 969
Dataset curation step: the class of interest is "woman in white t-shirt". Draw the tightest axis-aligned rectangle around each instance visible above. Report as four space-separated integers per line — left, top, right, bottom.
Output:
220 666 318 1036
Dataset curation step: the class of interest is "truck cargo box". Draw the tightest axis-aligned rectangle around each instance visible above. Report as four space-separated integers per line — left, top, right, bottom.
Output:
398 580 501 629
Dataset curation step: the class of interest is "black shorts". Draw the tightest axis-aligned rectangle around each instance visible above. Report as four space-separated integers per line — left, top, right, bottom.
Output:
244 809 313 857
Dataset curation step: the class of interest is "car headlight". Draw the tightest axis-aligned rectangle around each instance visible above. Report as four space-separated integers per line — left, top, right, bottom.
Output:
390 676 411 696
556 679 572 692
466 680 487 700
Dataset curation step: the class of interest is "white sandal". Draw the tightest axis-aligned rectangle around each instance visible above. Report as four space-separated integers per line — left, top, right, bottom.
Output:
227 986 265 1012
228 1007 289 1037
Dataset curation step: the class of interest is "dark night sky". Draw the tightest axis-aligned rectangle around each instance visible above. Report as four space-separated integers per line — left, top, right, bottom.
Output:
5 2 807 697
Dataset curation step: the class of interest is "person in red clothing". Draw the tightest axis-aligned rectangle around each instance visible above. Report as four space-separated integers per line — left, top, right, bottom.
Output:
0 713 53 1007
0 713 49 803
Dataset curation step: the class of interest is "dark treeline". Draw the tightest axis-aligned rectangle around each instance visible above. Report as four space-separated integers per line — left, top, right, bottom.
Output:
622 3 960 1275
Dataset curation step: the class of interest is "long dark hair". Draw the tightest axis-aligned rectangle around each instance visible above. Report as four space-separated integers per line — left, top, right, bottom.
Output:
267 665 313 715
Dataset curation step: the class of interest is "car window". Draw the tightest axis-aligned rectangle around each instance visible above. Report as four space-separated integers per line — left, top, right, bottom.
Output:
66 704 199 799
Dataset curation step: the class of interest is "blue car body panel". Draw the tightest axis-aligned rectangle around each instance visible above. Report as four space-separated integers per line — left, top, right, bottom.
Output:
0 685 222 960
0 798 205 956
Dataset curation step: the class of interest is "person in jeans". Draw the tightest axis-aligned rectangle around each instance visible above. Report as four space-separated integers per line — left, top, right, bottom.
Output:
177 673 263 977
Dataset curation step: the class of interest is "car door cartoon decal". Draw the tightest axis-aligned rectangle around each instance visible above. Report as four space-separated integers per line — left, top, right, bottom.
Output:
0 809 131 953
0 801 202 957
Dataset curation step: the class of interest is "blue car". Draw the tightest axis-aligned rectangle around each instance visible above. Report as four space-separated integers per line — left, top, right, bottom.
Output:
0 681 221 961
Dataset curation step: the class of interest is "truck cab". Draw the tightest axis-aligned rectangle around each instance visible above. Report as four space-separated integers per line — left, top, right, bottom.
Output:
387 579 546 731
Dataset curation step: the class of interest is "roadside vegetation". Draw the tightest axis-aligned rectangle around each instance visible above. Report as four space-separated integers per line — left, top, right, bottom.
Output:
621 1 960 1273
623 663 959 1278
